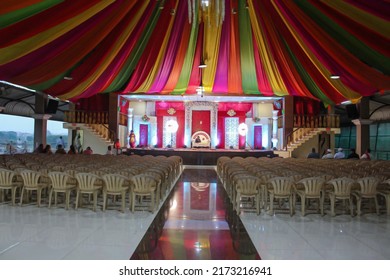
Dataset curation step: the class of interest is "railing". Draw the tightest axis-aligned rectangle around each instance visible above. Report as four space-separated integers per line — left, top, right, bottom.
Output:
285 114 340 149
64 110 109 124
87 123 116 143
286 127 316 148
293 114 340 128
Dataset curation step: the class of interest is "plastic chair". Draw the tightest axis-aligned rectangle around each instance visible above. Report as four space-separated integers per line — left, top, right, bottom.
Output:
19 169 49 207
75 172 102 211
130 174 157 213
353 177 380 215
48 171 76 210
295 177 325 216
377 179 390 215
235 176 262 215
327 177 355 216
0 168 22 205
267 177 295 216
101 174 129 213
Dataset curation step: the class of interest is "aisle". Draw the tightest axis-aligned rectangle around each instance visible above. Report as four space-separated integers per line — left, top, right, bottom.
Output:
131 168 260 260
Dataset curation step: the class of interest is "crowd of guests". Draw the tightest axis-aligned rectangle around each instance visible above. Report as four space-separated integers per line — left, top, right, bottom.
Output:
33 142 94 155
308 147 373 160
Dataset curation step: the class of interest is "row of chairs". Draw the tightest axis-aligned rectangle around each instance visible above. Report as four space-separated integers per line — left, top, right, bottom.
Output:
217 157 390 216
0 154 183 213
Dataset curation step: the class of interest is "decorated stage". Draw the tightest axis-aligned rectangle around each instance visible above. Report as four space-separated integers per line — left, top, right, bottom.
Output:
126 148 275 165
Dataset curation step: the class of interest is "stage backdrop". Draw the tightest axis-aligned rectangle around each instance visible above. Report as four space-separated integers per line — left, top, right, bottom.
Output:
191 110 211 136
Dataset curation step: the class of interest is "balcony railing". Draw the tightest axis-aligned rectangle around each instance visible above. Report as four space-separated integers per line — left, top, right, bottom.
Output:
293 114 340 128
64 111 108 124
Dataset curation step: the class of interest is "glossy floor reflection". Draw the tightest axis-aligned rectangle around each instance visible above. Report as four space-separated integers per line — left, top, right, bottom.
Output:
130 169 260 260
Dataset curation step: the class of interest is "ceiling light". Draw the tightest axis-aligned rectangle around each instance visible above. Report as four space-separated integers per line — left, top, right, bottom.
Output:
330 75 340 79
199 60 207 68
63 76 73 80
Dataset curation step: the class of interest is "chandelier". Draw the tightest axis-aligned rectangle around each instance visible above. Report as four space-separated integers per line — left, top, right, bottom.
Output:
188 0 225 26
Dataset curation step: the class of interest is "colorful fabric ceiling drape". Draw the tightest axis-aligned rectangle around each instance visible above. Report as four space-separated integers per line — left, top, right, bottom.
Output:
0 0 389 105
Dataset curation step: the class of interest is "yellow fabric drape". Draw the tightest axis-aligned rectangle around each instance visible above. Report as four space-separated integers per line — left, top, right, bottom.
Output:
248 0 289 96
135 1 179 92
58 1 148 100
202 1 223 93
323 0 389 39
0 0 115 65
271 1 361 103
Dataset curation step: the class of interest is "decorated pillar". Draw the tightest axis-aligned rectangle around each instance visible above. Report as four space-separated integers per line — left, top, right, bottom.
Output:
271 110 279 149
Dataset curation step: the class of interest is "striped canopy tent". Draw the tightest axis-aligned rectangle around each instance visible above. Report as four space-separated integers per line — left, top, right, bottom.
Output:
0 0 389 106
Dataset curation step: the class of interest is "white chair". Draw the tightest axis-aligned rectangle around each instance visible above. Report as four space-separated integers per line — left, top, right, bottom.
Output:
294 177 325 216
267 177 295 216
101 174 129 213
48 171 76 210
75 172 102 211
19 169 49 207
327 177 355 216
378 179 390 215
130 174 157 213
235 176 262 215
0 168 22 206
353 177 380 215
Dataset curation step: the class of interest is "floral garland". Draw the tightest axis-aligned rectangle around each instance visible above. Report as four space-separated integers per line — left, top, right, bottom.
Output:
141 115 150 122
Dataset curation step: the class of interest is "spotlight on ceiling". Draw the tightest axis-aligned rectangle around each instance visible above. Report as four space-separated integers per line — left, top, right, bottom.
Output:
63 76 73 80
330 75 340 80
199 60 207 68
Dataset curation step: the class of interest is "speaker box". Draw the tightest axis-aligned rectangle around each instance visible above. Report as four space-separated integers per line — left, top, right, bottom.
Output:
46 99 59 114
346 104 359 119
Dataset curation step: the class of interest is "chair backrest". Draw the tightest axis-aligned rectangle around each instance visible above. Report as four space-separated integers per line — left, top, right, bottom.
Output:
48 171 70 189
235 176 261 195
75 173 100 190
328 177 355 197
102 174 126 191
298 177 325 196
20 170 41 187
356 177 379 195
131 174 157 193
0 168 15 186
268 177 294 195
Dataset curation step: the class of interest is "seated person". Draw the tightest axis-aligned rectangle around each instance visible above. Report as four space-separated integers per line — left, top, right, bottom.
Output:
195 136 201 143
347 148 359 159
55 144 67 154
83 146 93 155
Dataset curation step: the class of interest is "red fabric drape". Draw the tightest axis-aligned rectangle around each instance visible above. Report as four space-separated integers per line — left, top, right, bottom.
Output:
191 111 211 135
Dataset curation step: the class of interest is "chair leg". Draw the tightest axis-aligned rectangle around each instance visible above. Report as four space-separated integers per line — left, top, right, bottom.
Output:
290 196 294 216
75 191 80 210
131 193 135 213
301 195 306 216
93 191 98 212
103 192 107 212
236 193 241 214
11 187 17 206
356 197 361 216
121 192 125 213
37 189 42 207
330 196 335 217
65 190 70 210
48 188 53 208
19 187 25 206
349 198 354 216
374 196 380 216
320 194 324 216
269 194 274 215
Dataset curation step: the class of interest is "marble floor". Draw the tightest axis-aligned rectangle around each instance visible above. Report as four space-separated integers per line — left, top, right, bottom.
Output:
0 166 389 260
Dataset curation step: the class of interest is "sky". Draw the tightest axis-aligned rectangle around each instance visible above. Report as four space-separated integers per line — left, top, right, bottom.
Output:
0 114 67 135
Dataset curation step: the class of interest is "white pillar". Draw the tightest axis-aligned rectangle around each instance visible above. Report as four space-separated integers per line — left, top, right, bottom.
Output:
127 108 134 148
271 110 279 149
